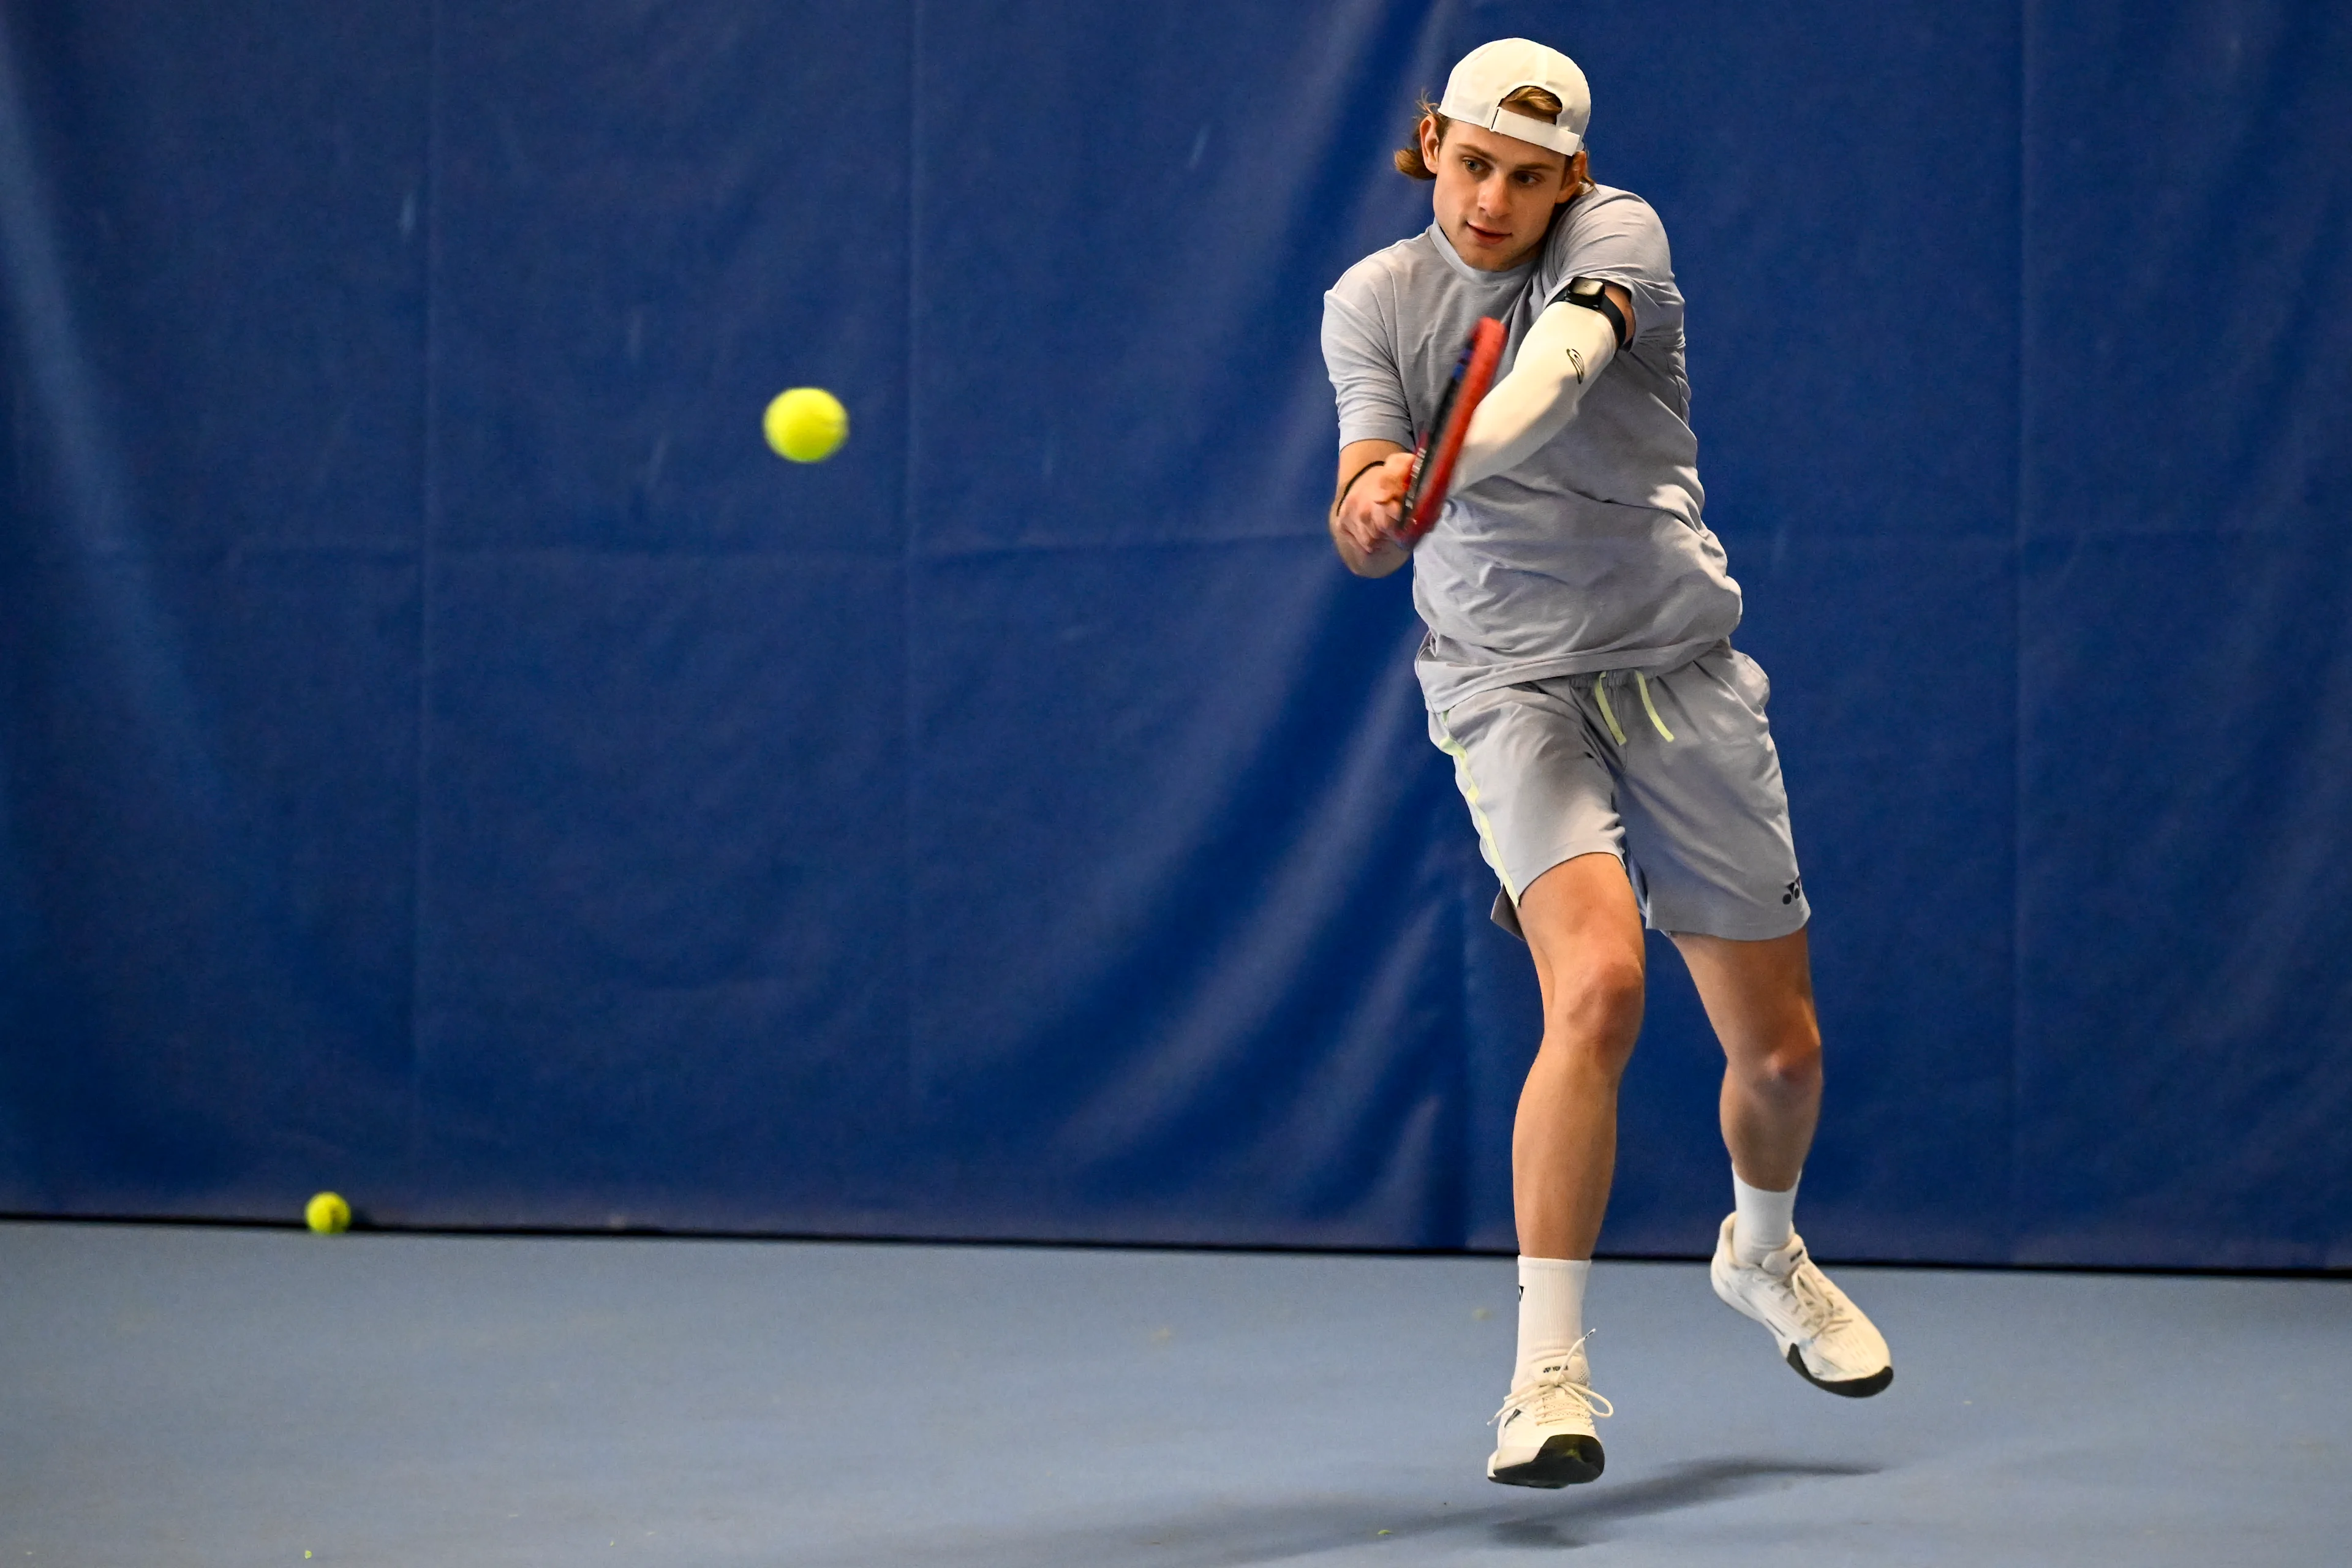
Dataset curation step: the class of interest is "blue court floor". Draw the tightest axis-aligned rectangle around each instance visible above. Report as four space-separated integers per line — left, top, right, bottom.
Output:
2 1221 2346 1565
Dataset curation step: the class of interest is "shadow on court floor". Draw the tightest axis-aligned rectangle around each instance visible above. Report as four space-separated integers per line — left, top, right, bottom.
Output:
2 1223 2345 1565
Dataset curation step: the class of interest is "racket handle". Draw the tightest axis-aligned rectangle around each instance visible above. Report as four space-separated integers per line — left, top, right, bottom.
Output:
1390 442 1434 546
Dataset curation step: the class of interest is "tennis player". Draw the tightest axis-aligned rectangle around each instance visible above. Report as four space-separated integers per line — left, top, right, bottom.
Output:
1321 39 1891 1488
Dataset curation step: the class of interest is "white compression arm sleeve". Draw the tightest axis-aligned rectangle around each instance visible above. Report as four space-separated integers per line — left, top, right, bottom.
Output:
1449 301 1620 492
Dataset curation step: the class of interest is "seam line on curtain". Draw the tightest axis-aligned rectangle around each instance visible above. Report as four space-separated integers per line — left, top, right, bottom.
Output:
900 0 924 1174
408 0 444 1194
2009 0 2033 1266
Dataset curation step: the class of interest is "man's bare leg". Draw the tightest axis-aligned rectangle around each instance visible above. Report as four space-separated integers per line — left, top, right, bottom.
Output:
1512 853 1648 1259
1673 924 1893 1395
1488 851 1646 1488
1670 927 1820 1191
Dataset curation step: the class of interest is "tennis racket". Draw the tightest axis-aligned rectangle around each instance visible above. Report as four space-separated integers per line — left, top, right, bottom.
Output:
1392 315 1506 545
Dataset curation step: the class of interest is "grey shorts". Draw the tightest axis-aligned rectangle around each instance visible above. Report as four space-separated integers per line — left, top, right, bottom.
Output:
1428 644 1810 941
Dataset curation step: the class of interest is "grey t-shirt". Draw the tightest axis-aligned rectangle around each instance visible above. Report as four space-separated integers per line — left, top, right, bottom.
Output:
1321 184 1743 712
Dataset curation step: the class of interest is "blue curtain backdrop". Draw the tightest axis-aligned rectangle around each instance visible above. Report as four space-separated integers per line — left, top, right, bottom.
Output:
3 2 2346 1267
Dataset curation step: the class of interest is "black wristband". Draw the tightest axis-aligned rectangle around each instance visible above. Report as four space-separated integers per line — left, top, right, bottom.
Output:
1330 457 1391 520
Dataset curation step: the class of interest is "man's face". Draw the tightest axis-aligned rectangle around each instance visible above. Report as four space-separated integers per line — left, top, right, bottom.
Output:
1423 118 1581 271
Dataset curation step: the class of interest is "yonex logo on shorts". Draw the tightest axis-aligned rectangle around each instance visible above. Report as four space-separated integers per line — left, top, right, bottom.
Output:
1782 878 1803 906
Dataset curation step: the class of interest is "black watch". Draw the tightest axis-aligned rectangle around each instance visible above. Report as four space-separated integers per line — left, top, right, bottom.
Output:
1562 276 1630 350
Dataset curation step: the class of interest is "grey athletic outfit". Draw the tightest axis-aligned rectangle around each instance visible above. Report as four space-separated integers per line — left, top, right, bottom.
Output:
1322 186 1809 939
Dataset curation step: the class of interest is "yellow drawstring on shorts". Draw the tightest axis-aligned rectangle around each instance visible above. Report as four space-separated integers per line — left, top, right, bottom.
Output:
1635 673 1675 741
1594 672 1675 745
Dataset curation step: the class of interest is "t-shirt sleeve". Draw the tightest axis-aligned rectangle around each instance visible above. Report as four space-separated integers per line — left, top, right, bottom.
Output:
1321 281 1414 450
1536 192 1683 346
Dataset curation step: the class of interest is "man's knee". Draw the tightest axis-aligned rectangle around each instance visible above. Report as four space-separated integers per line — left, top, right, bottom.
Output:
1541 953 1646 1072
1740 1016 1822 1096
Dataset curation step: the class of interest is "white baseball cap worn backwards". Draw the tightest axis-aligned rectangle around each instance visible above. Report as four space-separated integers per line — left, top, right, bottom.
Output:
1438 38 1592 157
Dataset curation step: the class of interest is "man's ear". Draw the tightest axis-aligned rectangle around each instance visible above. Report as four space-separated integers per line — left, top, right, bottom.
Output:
1558 149 1589 204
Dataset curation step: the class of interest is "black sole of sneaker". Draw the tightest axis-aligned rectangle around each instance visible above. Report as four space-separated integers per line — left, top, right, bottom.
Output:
1786 1345 1893 1398
1489 1433 1605 1488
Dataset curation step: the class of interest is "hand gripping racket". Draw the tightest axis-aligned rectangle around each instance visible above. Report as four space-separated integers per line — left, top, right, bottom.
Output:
1392 315 1506 546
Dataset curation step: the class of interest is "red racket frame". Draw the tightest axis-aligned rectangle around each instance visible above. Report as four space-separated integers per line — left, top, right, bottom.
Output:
1395 315 1507 545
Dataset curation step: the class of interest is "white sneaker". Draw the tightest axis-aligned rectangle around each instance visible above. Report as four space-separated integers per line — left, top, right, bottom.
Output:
1487 1343 1611 1488
1709 1214 1893 1397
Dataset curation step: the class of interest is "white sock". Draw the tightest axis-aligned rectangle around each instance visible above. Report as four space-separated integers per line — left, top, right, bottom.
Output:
1514 1256 1589 1385
1732 1172 1799 1265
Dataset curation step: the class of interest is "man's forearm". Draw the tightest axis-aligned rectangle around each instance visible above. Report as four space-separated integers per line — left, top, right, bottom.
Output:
1450 301 1619 491
1330 441 1412 578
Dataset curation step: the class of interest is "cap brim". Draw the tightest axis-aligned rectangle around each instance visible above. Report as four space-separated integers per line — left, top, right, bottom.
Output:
1435 92 1583 157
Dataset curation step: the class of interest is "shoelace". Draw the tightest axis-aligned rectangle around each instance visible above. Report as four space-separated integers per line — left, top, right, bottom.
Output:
1593 671 1676 745
1491 1373 1615 1431
1761 1243 1852 1341
1490 1336 1615 1430
1784 1251 1851 1336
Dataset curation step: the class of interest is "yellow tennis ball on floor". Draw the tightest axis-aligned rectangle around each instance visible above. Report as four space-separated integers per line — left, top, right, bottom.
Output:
304 1191 351 1234
763 386 848 462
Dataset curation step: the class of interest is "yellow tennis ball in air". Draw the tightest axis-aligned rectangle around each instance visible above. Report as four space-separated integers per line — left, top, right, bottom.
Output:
763 386 848 462
304 1191 352 1234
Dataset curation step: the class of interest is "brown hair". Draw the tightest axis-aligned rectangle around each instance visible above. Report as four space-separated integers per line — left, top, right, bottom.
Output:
1393 85 1568 179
